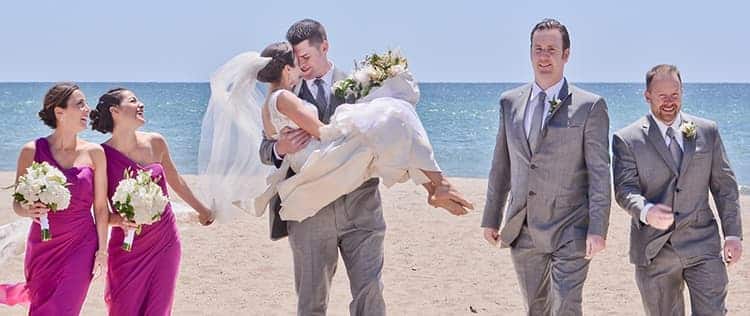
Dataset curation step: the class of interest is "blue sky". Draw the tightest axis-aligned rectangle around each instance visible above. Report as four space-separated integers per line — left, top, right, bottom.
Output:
1 0 748 82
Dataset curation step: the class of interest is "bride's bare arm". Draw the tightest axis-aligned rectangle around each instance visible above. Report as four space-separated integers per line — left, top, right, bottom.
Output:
275 90 324 139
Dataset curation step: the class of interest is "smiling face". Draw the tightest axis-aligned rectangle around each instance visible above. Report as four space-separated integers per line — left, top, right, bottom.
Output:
292 39 330 80
281 61 302 91
110 90 145 130
54 89 90 133
645 71 683 124
530 28 569 88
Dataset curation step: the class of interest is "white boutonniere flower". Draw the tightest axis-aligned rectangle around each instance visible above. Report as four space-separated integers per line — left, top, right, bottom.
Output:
548 98 562 115
681 121 697 139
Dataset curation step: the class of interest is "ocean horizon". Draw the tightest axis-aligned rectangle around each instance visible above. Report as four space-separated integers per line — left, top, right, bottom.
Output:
2 82 749 186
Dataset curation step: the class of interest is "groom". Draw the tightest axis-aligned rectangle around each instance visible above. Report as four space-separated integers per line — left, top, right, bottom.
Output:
259 19 386 316
481 18 611 315
612 64 743 315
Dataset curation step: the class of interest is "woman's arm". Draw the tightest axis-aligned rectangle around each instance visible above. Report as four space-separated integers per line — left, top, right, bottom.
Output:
152 133 214 225
89 144 110 275
275 90 324 139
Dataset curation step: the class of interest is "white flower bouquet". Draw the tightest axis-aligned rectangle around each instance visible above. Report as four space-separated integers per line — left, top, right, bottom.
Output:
333 49 409 102
13 161 71 241
112 168 169 252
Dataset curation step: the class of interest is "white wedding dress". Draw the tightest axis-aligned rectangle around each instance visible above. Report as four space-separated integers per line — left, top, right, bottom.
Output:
198 52 440 223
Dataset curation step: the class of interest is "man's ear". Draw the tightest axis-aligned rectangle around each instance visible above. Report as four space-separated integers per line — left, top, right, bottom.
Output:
320 40 329 55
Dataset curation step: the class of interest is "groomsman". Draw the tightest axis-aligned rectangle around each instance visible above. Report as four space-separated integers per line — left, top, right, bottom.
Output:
612 64 743 315
482 18 612 315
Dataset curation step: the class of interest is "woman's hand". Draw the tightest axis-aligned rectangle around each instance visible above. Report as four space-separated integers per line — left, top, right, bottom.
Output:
427 181 474 216
23 202 49 221
109 213 139 231
198 209 215 226
92 250 107 278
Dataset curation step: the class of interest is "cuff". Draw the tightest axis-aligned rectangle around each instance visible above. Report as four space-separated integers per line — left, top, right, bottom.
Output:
725 236 741 241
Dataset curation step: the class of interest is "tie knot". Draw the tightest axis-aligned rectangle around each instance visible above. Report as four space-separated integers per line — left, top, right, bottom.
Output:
314 78 325 87
666 126 676 138
537 91 547 100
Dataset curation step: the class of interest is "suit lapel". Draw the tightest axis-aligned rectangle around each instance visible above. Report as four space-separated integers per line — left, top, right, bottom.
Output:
329 67 346 110
678 119 697 176
642 115 679 175
541 79 573 137
514 85 532 159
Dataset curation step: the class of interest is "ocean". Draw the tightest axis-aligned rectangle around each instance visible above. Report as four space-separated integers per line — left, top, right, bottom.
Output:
1 82 748 185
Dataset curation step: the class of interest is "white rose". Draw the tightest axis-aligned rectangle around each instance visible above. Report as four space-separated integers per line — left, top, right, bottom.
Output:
353 69 370 85
389 64 406 77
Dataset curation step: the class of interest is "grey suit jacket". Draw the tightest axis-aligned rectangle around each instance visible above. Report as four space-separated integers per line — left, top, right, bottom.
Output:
481 80 612 252
258 66 381 239
612 113 743 266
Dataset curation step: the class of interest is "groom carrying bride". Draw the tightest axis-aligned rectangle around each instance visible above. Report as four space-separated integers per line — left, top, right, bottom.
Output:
251 19 471 315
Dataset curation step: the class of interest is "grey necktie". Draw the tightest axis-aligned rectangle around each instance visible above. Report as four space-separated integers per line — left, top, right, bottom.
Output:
314 78 328 116
666 127 683 169
527 91 546 152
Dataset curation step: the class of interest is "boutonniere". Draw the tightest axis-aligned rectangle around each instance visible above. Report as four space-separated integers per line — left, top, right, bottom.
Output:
548 98 562 115
680 121 696 139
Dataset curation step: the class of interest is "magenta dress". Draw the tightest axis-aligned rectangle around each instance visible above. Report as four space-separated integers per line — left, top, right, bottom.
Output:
102 143 181 316
0 138 98 315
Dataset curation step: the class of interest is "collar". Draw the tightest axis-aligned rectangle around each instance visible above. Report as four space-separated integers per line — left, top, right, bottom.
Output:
531 77 565 101
650 111 683 139
304 60 335 88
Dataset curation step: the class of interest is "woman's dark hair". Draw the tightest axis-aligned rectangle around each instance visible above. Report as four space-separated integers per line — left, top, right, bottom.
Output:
38 82 80 128
90 88 128 133
257 42 295 83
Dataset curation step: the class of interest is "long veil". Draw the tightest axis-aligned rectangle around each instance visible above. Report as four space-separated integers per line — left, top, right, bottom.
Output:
197 51 272 223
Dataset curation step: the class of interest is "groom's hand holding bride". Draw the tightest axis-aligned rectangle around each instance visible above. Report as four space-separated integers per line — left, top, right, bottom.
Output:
276 127 312 157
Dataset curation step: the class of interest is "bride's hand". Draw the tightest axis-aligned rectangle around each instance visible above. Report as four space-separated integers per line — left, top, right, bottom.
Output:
428 182 474 216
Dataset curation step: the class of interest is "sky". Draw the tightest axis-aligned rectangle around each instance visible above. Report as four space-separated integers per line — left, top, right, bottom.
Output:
1 0 748 83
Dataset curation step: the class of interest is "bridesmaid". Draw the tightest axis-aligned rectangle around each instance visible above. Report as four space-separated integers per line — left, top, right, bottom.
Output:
0 83 109 314
90 87 214 315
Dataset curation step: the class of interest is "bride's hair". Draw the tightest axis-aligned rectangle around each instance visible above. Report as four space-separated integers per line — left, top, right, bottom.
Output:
90 88 128 133
257 42 295 83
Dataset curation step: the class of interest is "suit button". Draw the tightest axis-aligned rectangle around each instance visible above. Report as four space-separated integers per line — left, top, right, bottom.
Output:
530 164 537 169
676 188 681 193
529 191 536 196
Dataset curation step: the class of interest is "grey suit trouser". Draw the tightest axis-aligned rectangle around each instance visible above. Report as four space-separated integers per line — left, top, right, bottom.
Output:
287 194 386 316
635 243 728 316
510 225 590 316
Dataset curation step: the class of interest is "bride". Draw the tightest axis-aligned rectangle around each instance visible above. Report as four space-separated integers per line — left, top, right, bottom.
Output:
199 42 472 222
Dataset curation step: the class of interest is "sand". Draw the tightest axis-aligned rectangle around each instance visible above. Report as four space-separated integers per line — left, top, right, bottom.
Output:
0 173 747 315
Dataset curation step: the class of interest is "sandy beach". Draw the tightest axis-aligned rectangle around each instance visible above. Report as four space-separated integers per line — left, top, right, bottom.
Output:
0 173 747 315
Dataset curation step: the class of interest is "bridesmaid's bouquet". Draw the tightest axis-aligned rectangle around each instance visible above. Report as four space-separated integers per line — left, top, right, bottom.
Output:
112 168 169 252
333 49 409 101
12 161 71 241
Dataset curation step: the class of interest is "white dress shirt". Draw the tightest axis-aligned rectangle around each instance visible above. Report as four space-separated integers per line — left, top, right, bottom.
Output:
303 60 335 106
524 78 565 138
